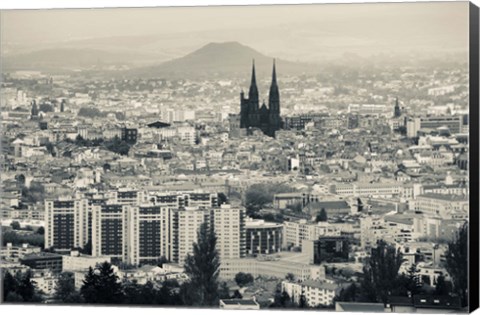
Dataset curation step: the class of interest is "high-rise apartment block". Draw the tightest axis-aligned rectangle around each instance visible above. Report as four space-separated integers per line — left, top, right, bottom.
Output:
45 190 245 266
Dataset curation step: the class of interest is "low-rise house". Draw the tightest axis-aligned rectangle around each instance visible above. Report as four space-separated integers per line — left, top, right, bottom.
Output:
282 279 342 307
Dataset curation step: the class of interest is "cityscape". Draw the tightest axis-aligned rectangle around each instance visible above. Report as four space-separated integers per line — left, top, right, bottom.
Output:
0 2 471 312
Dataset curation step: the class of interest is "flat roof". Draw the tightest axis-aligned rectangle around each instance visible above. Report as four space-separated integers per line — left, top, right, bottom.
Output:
221 299 259 306
337 302 385 312
418 193 468 201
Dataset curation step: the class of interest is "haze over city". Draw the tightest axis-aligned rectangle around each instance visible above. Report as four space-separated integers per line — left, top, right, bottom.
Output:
2 2 469 67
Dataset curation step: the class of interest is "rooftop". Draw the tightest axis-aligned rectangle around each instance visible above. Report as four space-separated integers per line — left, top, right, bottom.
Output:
220 299 259 306
336 302 386 312
418 193 468 202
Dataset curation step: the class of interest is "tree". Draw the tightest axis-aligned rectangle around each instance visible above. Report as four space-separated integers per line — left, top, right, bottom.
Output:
21 181 45 204
3 270 43 302
270 284 294 308
138 281 157 304
235 272 254 287
445 223 468 306
5 292 24 302
2 271 18 301
298 293 307 308
105 137 131 156
156 279 182 305
245 183 296 215
315 208 328 222
285 273 295 282
337 283 358 302
434 275 452 296
77 107 106 118
122 280 143 304
360 241 404 303
37 226 45 235
96 262 124 304
80 267 99 303
405 264 421 295
2 230 45 248
182 222 221 306
10 221 21 230
80 263 123 304
218 282 231 299
54 272 82 303
16 270 35 302
217 193 228 206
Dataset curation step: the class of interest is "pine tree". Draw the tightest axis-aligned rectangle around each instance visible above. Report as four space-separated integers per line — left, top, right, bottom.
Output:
2 270 42 303
16 270 35 302
80 262 123 304
182 222 221 306
299 293 307 308
270 284 294 308
2 271 17 302
316 208 328 222
96 262 124 304
54 272 82 303
360 241 404 303
80 266 100 303
405 264 421 295
445 223 468 306
122 280 143 304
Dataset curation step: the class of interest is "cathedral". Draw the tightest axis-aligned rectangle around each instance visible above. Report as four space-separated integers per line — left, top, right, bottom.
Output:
240 60 282 137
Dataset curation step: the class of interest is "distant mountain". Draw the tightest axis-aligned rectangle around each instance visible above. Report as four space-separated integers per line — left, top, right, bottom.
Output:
2 42 319 77
3 48 158 72
128 42 317 78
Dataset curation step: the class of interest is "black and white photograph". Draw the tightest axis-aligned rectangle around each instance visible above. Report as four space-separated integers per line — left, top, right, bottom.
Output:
0 0 479 313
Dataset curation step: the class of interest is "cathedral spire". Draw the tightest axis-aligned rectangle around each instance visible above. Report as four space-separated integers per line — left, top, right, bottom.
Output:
269 59 279 113
248 59 259 102
271 59 277 85
251 59 257 86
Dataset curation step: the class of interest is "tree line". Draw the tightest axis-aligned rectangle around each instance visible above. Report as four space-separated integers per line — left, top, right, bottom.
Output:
49 222 236 306
2 270 43 302
3 221 468 309
336 223 468 307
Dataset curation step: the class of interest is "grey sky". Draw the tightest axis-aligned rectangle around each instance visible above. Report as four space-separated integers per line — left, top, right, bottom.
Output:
1 2 469 62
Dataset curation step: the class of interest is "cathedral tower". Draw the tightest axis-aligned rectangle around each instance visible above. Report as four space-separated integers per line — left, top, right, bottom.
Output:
268 59 281 136
239 60 282 137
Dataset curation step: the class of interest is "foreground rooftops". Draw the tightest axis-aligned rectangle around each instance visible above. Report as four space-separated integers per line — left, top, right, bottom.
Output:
417 193 468 201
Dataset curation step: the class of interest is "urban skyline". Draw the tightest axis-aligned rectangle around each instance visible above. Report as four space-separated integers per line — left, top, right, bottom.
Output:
0 2 472 312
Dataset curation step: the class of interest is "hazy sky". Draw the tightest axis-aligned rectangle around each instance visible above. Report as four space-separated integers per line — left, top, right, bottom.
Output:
1 2 470 62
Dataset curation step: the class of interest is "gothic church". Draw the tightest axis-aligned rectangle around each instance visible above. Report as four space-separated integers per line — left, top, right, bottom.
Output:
240 60 282 137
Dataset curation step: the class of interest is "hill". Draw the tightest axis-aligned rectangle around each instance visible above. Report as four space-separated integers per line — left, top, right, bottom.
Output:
127 42 317 78
3 48 157 72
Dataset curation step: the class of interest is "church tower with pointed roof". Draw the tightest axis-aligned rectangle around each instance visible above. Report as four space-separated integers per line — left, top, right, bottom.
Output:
239 60 282 137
